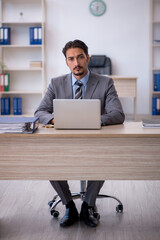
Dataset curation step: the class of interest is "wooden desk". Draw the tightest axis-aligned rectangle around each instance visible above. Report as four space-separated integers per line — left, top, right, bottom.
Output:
108 76 137 120
0 122 160 180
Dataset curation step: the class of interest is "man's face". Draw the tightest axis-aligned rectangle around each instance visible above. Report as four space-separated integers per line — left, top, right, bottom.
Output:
65 48 90 80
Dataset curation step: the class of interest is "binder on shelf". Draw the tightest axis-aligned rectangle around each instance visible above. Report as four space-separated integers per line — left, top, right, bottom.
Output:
13 97 22 115
38 27 42 44
153 73 160 91
152 97 156 115
29 27 34 45
29 27 42 45
152 96 160 115
157 97 160 115
0 27 11 45
0 98 5 115
0 116 39 134
4 73 9 91
0 74 4 91
0 97 10 115
0 28 4 44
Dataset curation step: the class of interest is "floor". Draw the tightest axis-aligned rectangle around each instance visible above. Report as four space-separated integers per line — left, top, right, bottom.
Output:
0 180 160 240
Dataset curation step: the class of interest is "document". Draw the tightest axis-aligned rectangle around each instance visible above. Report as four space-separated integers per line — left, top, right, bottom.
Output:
142 118 160 128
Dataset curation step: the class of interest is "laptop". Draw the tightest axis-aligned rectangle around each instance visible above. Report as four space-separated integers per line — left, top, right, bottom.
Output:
53 99 101 129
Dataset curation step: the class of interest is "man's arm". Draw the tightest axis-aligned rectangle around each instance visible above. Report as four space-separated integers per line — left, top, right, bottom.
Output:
34 81 55 125
101 78 125 126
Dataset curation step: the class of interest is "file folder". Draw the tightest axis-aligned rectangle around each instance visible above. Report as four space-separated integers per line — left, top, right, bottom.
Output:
4 73 9 91
0 97 10 115
0 74 4 91
0 116 39 133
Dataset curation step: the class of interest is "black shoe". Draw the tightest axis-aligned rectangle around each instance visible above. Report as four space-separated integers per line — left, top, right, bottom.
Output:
59 206 79 227
80 203 99 227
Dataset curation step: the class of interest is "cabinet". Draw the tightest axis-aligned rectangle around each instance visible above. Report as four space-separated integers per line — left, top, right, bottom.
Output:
0 0 45 115
151 0 160 116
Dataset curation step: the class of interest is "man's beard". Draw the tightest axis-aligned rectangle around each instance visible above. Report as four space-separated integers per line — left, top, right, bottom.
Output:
73 66 84 76
74 71 84 76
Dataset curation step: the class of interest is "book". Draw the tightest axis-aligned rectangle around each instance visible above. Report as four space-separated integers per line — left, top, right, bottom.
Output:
0 116 39 134
30 61 42 68
142 118 160 128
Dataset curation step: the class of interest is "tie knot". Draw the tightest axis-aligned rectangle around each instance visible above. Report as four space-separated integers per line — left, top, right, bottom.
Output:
76 81 83 87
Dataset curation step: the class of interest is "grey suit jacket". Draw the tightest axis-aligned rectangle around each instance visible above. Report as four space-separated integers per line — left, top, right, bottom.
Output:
35 71 125 125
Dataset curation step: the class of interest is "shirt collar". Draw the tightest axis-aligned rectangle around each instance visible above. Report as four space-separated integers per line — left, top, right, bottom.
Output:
72 70 90 87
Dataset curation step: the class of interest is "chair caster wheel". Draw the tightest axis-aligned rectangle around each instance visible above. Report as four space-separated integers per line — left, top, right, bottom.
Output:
116 204 123 213
50 209 59 218
48 200 54 208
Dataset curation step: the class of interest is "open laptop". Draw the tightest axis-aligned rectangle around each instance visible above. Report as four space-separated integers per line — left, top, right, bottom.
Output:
53 99 101 130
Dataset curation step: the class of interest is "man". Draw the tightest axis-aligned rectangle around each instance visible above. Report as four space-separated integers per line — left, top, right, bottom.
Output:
35 39 125 228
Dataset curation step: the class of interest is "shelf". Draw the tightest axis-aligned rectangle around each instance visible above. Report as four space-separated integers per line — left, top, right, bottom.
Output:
152 68 160 71
152 91 160 94
0 0 45 115
152 44 160 47
152 21 160 24
0 45 43 48
0 91 42 95
1 21 44 25
6 68 43 71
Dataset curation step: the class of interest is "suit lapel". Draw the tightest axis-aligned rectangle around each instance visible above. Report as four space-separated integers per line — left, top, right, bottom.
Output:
85 72 99 99
63 73 73 99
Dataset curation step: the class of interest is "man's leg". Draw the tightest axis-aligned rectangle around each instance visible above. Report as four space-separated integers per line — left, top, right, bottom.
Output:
85 180 104 206
80 180 104 227
50 180 79 227
50 180 72 205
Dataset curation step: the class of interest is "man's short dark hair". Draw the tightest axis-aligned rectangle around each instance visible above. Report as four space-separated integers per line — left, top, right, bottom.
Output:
62 40 88 57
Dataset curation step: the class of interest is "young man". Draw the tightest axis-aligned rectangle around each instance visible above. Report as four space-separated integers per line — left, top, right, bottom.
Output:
35 39 125 228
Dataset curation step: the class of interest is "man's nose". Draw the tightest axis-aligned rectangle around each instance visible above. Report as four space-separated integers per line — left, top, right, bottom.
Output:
74 57 79 66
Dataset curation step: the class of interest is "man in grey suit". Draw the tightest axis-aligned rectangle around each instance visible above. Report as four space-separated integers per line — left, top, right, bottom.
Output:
35 39 125 228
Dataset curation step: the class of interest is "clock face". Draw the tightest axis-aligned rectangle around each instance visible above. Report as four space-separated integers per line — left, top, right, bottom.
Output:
89 0 106 16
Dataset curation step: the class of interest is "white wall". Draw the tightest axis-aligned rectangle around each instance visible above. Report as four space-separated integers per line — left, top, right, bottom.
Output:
45 0 150 115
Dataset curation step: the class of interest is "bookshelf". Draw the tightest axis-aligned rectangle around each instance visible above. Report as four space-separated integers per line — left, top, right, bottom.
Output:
151 0 160 116
0 0 45 115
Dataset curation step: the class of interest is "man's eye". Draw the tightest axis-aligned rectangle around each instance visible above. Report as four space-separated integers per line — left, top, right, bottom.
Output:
68 58 74 61
79 55 84 59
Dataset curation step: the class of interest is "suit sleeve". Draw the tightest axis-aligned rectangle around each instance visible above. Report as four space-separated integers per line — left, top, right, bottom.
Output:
34 80 55 124
101 78 125 125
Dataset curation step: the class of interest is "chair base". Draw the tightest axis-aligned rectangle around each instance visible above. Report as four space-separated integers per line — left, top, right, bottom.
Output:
48 181 123 217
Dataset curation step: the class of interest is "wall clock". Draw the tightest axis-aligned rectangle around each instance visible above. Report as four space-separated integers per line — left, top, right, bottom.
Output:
89 0 106 17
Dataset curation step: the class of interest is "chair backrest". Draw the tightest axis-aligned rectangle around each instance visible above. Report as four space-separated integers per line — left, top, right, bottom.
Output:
88 55 112 75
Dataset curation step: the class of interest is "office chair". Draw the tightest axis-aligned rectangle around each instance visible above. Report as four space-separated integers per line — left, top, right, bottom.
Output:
88 55 112 75
48 180 123 218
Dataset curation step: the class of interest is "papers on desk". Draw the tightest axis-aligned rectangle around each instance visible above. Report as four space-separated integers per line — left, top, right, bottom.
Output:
0 116 39 133
142 118 160 128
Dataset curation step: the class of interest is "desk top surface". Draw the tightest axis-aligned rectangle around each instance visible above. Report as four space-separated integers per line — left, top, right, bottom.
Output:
0 121 160 138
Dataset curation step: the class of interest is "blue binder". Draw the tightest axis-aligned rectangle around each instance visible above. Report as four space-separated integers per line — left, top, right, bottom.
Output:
0 97 10 115
0 116 39 133
0 27 11 45
152 97 157 115
29 27 42 45
13 97 22 115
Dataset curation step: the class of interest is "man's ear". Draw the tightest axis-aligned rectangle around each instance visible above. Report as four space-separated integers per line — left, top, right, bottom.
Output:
87 55 90 63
